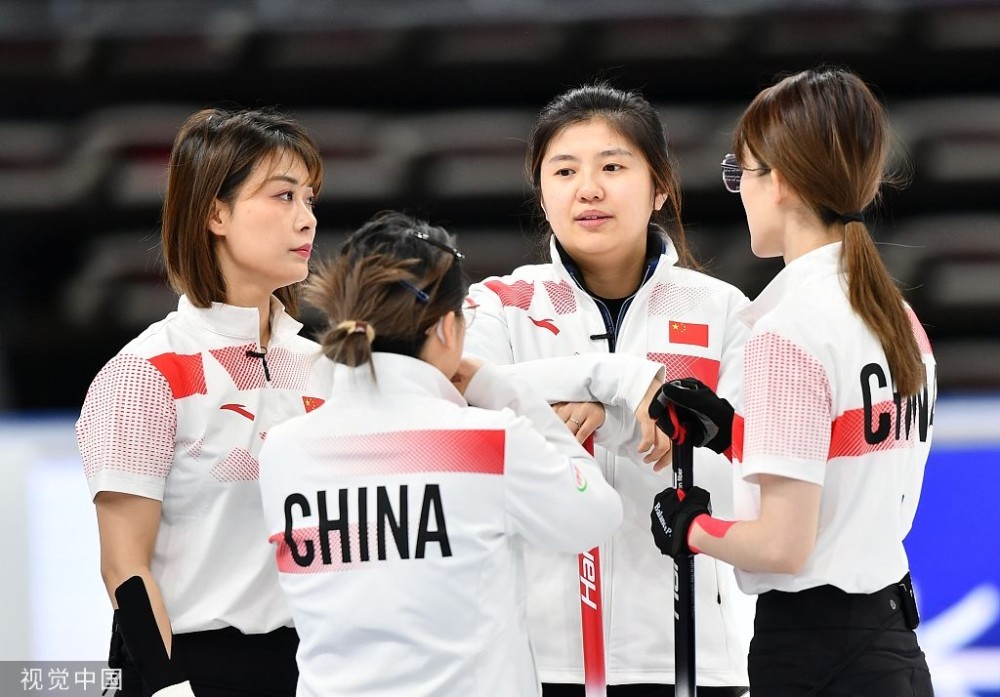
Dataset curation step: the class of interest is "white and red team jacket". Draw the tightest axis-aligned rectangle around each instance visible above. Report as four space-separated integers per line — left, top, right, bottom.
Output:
732 242 937 595
76 295 334 635
258 353 624 697
465 236 754 687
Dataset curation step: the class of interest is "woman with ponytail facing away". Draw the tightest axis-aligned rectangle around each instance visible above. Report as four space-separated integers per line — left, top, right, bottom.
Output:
648 68 936 696
257 211 623 696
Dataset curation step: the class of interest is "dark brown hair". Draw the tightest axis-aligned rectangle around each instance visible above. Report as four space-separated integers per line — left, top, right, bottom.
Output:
733 67 923 396
526 82 699 270
306 211 468 373
160 107 323 315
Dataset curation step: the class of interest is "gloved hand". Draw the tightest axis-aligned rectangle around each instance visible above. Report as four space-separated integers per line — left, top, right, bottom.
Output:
650 486 712 557
114 577 190 696
648 378 734 454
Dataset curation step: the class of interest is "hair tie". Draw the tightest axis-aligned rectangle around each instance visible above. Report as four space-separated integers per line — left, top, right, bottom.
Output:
837 211 865 225
335 320 376 343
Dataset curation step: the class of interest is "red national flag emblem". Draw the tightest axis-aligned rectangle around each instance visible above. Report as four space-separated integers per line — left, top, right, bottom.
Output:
668 320 709 347
303 396 325 413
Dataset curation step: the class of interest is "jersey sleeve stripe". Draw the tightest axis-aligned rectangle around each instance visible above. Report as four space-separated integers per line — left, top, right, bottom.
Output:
299 430 506 476
646 353 721 391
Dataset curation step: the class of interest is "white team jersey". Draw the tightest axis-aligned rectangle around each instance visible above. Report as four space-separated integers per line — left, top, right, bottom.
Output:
465 236 753 687
732 242 937 595
258 353 623 697
76 295 334 634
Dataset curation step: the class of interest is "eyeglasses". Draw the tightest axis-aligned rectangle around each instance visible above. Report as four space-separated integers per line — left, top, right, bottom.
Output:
721 153 770 193
461 296 480 328
408 230 465 260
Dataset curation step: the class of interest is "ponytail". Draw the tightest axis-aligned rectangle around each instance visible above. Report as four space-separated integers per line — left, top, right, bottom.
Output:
842 222 924 396
319 320 377 369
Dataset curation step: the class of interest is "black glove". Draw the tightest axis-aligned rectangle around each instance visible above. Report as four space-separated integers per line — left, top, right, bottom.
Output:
114 577 187 695
650 486 712 558
648 377 734 454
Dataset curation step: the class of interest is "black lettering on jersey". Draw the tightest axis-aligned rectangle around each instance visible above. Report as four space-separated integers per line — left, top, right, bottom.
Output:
358 486 370 562
284 484 453 568
378 485 409 560
415 484 452 559
284 493 314 566
861 363 891 444
318 489 350 564
861 362 935 446
915 377 933 441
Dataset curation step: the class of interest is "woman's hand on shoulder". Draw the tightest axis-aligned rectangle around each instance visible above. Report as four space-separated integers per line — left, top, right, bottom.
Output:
551 401 605 444
451 356 483 396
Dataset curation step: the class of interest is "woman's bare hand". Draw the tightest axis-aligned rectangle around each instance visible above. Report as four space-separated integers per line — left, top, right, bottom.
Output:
451 356 483 396
551 401 605 444
636 378 673 472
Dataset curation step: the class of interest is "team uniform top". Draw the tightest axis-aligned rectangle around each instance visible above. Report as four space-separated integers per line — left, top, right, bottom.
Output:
465 235 753 687
258 353 623 697
732 242 937 595
76 295 334 635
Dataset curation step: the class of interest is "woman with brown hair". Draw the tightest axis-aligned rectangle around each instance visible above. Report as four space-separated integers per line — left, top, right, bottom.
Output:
649 67 936 696
76 107 333 697
256 211 623 696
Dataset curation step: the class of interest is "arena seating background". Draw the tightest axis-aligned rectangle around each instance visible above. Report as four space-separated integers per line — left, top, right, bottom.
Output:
1 0 999 411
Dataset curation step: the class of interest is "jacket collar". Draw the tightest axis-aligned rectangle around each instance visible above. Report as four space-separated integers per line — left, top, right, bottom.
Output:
177 294 303 344
549 228 679 295
330 352 468 407
738 241 844 328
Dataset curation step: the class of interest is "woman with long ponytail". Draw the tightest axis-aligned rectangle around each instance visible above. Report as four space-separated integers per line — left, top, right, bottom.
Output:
647 68 936 696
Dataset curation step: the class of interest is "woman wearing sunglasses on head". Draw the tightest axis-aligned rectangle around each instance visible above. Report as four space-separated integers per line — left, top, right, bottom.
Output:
465 82 753 696
649 67 936 696
257 211 624 697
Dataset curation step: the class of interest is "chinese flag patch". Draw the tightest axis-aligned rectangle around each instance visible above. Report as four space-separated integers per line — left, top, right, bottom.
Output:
669 321 709 347
303 396 325 413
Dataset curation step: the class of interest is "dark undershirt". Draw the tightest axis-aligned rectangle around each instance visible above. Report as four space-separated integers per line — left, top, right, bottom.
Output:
592 293 627 323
